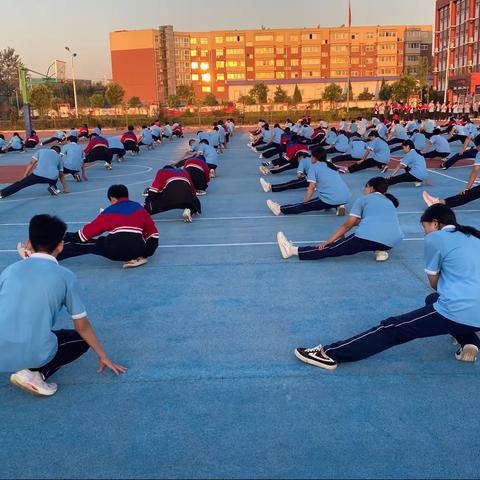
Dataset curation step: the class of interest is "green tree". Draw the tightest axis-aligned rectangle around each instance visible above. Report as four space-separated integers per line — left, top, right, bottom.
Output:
128 96 142 108
166 95 181 108
391 75 418 102
0 47 22 97
273 86 289 103
105 82 125 107
249 83 269 104
238 94 256 106
292 85 303 105
322 83 343 107
89 93 105 108
358 90 375 101
29 84 53 116
176 85 196 104
378 79 393 101
203 93 219 106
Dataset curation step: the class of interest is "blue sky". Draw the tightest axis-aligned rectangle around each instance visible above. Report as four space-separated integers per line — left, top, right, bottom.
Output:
1 0 436 81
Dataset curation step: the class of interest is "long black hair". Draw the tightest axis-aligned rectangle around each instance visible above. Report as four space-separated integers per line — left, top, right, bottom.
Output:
310 147 338 171
366 177 399 208
421 204 480 239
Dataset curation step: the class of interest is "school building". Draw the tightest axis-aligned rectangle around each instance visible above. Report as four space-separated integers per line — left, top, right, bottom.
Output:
110 24 432 106
434 0 480 101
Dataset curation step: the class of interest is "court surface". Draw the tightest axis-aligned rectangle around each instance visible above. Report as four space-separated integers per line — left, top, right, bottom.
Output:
0 131 479 479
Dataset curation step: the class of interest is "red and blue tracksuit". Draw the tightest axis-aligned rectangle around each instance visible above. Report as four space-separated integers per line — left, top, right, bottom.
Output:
183 157 210 191
121 131 139 153
84 136 112 164
58 198 159 262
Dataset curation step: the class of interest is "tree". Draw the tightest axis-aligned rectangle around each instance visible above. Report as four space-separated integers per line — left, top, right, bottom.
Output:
166 95 181 108
249 83 269 104
177 85 196 104
273 86 289 103
292 85 303 105
89 93 105 108
203 93 219 106
29 84 53 116
322 83 343 107
0 47 22 97
358 90 375 101
238 94 256 106
391 75 418 102
105 82 125 107
378 79 393 101
128 96 142 108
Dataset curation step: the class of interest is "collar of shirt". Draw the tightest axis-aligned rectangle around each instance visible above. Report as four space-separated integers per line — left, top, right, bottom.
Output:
442 225 456 231
30 253 58 263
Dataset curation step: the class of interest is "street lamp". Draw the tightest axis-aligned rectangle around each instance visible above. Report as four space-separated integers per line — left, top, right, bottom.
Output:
65 46 79 118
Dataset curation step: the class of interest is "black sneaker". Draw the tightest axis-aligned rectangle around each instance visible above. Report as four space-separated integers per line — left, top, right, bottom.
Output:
73 173 82 182
262 161 272 167
47 186 61 196
294 345 338 370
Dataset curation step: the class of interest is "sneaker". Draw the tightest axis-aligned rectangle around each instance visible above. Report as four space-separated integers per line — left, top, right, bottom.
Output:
104 162 113 171
259 165 270 176
336 205 346 216
380 165 389 174
47 186 60 196
10 369 58 396
414 182 422 188
116 156 124 163
267 199 281 216
17 242 31 260
375 250 390 262
338 167 349 174
455 344 479 363
123 258 148 269
260 178 271 193
182 208 192 223
262 161 272 168
422 191 441 207
277 232 295 259
196 190 207 196
210 169 216 178
73 173 82 182
294 346 338 370
259 154 264 159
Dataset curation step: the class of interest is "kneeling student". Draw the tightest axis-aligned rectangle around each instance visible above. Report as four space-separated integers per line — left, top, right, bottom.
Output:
277 177 403 262
3 214 126 397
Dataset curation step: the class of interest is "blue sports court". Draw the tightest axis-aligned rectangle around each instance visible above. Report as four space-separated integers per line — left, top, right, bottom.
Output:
0 130 479 479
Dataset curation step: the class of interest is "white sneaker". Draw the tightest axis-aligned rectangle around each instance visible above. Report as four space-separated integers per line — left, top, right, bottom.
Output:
17 242 31 259
277 232 295 259
259 154 263 159
196 190 207 196
422 191 441 207
336 205 346 216
414 182 422 188
375 251 390 262
10 369 58 396
455 344 479 363
104 162 112 171
259 165 270 176
267 199 281 216
182 208 192 223
123 258 148 269
260 177 272 193
209 169 216 178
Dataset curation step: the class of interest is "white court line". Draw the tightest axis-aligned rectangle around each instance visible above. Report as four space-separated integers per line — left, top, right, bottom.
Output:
427 169 468 184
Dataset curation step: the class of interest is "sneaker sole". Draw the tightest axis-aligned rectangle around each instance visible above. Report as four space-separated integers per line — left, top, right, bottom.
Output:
277 233 292 259
182 213 192 223
294 349 337 370
336 206 346 216
10 375 56 396
456 345 479 363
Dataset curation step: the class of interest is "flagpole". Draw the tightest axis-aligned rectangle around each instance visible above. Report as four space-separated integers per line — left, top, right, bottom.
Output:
346 0 352 113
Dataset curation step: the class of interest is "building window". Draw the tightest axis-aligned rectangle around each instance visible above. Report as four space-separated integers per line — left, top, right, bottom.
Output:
227 73 246 80
255 35 274 42
291 59 299 66
379 31 396 37
256 72 274 79
200 38 208 45
332 32 348 40
302 58 320 65
226 35 244 42
191 62 199 69
190 50 197 57
216 61 225 68
216 49 224 57
217 73 225 80
276 59 285 66
202 86 211 92
190 38 198 45
227 60 246 67
226 48 245 55
276 71 285 79
200 50 208 57
215 37 224 44
366 32 374 39
200 62 209 70
191 74 199 81
290 35 299 42
255 47 274 55
291 47 299 54
365 45 375 52
302 33 319 40
255 59 275 66
276 36 284 42
302 46 321 53
201 73 211 82
276 47 285 54
217 86 225 92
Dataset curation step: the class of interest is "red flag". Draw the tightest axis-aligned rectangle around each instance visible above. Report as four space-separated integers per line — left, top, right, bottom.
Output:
348 0 352 28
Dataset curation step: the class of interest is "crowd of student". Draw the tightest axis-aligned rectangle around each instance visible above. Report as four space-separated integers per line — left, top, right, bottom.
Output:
0 118 235 396
247 114 480 372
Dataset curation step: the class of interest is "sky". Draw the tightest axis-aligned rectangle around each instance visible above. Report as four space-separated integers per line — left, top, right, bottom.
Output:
1 0 436 81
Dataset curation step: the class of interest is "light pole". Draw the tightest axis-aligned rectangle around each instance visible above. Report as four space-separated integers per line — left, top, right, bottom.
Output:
65 47 79 118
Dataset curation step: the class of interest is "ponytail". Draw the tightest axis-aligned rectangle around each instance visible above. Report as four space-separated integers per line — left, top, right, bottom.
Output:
366 177 400 208
310 147 338 171
455 224 480 240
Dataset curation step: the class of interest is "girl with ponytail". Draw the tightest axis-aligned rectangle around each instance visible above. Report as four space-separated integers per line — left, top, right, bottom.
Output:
276 176 403 263
294 204 480 372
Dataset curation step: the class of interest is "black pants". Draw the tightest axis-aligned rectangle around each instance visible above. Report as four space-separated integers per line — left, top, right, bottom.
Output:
445 185 480 208
298 234 391 261
7 146 23 152
280 197 338 215
1 174 57 198
324 294 480 363
332 154 357 163
32 330 89 380
448 134 468 144
63 167 80 177
348 158 386 173
123 140 139 153
109 147 126 159
271 158 299 175
257 142 279 152
424 150 450 159
272 178 308 192
387 138 404 146
260 144 281 158
442 148 477 169
25 140 38 149
85 147 113 165
252 139 265 148
388 167 422 186
43 137 63 145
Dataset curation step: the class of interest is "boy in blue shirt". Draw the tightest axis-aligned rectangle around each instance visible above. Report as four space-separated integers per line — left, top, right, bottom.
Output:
388 140 427 187
61 137 85 182
2 215 126 396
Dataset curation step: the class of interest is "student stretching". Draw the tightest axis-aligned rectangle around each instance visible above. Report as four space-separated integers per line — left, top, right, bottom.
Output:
84 134 113 171
331 138 367 165
24 130 40 149
441 134 480 170
196 139 219 178
266 147 351 217
43 130 66 145
341 131 390 174
260 152 311 193
61 136 86 182
121 126 140 154
183 156 210 194
2 214 126 396
277 177 403 263
422 129 451 160
7 132 24 152
294 205 480 370
387 140 428 187
139 125 154 150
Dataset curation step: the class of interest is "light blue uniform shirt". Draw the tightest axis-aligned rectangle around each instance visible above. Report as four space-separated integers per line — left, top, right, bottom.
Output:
412 132 427 152
372 118 380 127
407 120 419 133
424 227 480 328
326 131 337 146
272 127 283 144
150 125 161 138
163 125 172 137
306 162 351 205
377 124 388 139
141 128 153 145
369 138 390 164
297 156 312 176
349 123 358 134
53 130 65 140
334 134 349 153
402 149 427 181
10 136 23 150
302 125 314 139
209 130 220 146
423 120 435 134
349 139 367 159
394 124 408 140
350 193 404 248
218 125 226 143
61 143 84 171
0 138 5 150
261 129 271 143
93 127 102 136
108 137 124 149
0 254 87 371
32 149 63 179
198 143 218 166
475 151 480 166
455 124 467 136
431 135 451 154
68 129 78 138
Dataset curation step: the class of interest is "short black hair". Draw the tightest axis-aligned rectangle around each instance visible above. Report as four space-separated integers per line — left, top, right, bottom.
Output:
67 136 78 143
29 215 67 254
107 184 129 200
51 145 61 153
200 139 210 145
128 125 134 131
